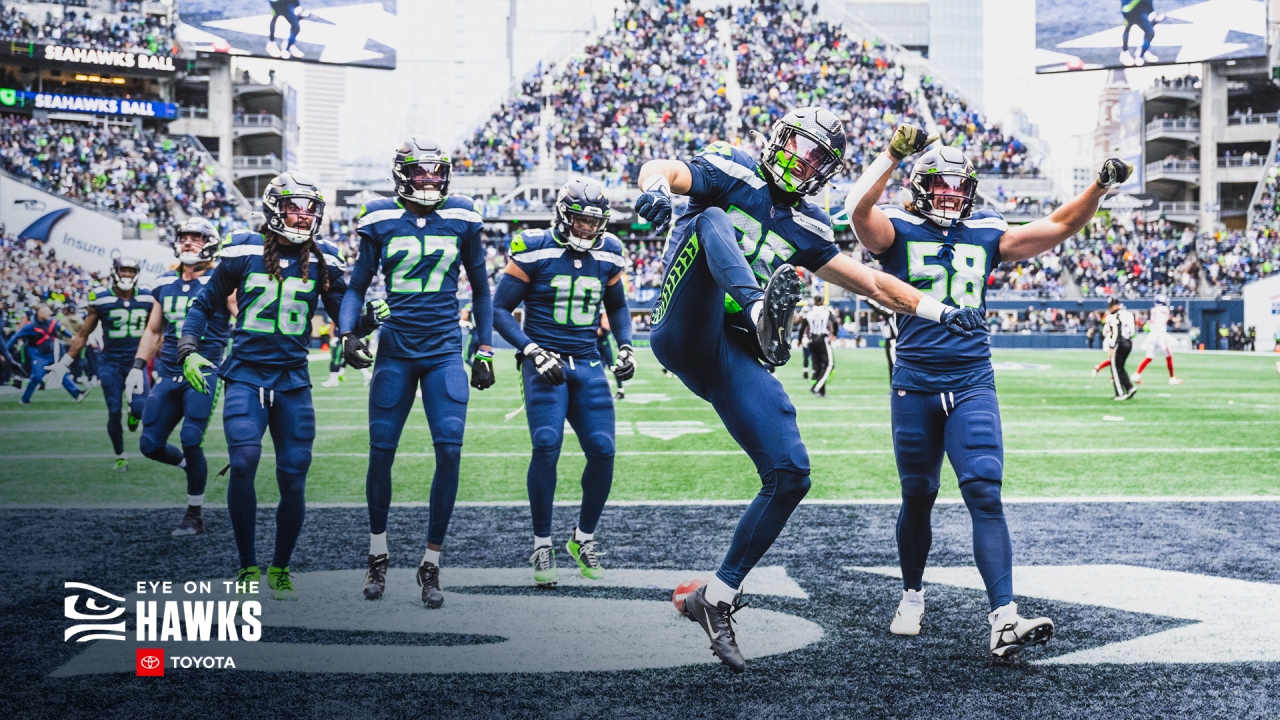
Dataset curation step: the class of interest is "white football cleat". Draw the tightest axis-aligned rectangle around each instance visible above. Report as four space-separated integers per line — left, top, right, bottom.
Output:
1142 51 1159 64
265 40 283 58
1119 50 1134 67
320 372 341 388
890 588 925 635
1132 372 1142 384
1090 366 1100 378
1169 376 1183 385
989 602 1054 664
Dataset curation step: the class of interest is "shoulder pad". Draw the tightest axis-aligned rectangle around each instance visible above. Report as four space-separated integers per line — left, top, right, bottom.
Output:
151 274 179 287
222 229 263 248
882 205 927 225
435 197 482 224
960 209 1009 231
510 229 549 254
599 233 624 255
790 205 834 245
444 194 476 212
88 286 112 303
695 145 766 190
316 240 349 268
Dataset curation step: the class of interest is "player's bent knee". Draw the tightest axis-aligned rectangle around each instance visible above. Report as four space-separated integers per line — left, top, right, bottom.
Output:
179 423 206 448
960 478 1004 516
901 475 939 498
531 426 564 452
960 454 1004 484
772 469 811 504
229 447 261 476
582 431 615 458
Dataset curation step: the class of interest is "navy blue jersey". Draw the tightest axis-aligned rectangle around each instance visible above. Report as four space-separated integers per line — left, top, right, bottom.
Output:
665 142 841 285
185 230 348 391
873 205 1007 391
150 271 231 377
347 195 485 358
509 229 625 358
86 285 155 364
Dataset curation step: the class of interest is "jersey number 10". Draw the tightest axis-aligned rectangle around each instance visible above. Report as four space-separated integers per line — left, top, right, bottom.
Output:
549 275 603 326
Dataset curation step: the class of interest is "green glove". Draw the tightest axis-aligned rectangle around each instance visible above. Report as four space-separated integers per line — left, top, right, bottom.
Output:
183 352 215 394
887 123 939 160
364 298 390 325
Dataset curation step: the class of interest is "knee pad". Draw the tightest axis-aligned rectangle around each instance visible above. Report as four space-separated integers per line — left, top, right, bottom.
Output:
139 429 164 457
695 205 732 232
582 431 615 458
531 426 564 453
179 421 207 449
901 475 937 498
771 469 811 503
229 446 262 476
960 479 1004 517
433 416 466 446
433 443 462 467
369 418 403 450
277 444 312 476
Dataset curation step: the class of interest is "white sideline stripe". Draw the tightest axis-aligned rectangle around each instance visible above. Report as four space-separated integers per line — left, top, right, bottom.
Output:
6 495 1279 510
4 447 1278 461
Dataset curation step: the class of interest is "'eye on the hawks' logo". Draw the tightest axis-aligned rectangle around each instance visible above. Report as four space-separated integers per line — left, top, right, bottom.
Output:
64 582 127 642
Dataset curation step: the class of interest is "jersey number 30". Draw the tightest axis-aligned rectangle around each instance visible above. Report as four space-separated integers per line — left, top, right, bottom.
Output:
907 242 986 309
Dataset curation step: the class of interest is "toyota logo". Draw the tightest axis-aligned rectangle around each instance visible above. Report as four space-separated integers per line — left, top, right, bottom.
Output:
140 655 160 670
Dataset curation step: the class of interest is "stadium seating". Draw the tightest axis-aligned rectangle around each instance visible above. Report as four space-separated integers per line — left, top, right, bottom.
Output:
0 1 174 54
0 114 244 232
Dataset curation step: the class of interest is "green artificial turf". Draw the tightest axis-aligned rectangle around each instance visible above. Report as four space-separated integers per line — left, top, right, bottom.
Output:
2 348 1277 505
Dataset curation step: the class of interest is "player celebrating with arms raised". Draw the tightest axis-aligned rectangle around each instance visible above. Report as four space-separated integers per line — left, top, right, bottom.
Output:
180 172 383 600
53 257 152 472
339 137 494 608
845 125 1133 663
633 108 984 673
493 178 635 586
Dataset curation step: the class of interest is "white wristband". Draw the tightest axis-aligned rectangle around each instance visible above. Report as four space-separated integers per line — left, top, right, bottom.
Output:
523 342 540 356
641 174 672 196
915 296 948 324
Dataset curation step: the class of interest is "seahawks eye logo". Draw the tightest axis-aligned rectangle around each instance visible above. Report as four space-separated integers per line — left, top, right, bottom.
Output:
64 582 127 642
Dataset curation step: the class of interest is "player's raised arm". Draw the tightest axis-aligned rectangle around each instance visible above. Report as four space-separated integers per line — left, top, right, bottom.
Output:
633 160 693 233
999 159 1132 262
844 124 937 254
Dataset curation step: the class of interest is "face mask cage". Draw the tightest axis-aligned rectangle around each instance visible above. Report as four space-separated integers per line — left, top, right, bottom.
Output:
913 170 977 225
396 159 450 206
556 203 609 252
269 195 324 244
764 125 842 195
175 231 216 264
112 265 139 290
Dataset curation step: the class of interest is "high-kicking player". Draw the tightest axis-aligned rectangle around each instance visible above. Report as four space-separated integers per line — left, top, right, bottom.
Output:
128 218 234 536
53 257 152 472
180 171 382 600
845 124 1134 663
493 178 635 586
339 137 494 608
1133 295 1181 385
632 109 984 673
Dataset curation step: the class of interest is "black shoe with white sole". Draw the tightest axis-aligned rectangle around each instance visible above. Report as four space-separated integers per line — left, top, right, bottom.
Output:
416 561 444 609
363 553 389 600
683 585 748 673
755 264 803 366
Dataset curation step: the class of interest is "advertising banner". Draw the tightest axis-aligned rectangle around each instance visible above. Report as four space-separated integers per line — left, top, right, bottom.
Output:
0 175 174 283
0 41 178 75
0 88 179 119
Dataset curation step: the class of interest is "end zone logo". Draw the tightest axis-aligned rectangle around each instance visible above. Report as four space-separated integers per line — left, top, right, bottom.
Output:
136 649 163 676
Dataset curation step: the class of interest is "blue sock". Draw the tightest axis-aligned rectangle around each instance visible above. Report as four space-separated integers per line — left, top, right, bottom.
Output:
227 445 261 568
366 446 395 534
107 412 124 455
696 207 765 312
896 489 938 590
715 468 810 589
427 444 461 546
271 470 307 569
962 480 1013 610
526 445 560 538
577 455 613 535
182 445 207 496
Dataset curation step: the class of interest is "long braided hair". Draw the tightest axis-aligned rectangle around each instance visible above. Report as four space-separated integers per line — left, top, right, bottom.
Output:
262 231 329 292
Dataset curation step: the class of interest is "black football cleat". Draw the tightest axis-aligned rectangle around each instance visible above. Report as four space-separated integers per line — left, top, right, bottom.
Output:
755 264 803 366
363 553 389 600
171 508 204 537
416 561 444 609
683 585 748 673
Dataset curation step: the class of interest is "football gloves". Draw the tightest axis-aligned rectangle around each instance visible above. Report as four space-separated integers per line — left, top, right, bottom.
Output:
179 347 215 395
124 357 147 402
48 353 74 382
1096 158 1134 189
470 348 495 390
888 123 939 160
342 331 374 369
614 344 636 382
363 299 390 328
525 344 566 386
634 175 673 234
940 306 986 339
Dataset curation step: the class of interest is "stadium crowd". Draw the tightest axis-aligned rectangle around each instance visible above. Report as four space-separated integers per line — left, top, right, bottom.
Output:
0 2 174 55
0 114 244 231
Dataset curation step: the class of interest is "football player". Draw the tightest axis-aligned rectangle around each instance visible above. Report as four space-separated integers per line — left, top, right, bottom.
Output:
632 108 984 673
338 138 494 608
7 304 87 405
53 256 152 470
845 123 1134 663
493 178 635 586
1091 306 1115 378
179 171 382 600
126 218 234 535
1133 295 1181 385
800 295 836 396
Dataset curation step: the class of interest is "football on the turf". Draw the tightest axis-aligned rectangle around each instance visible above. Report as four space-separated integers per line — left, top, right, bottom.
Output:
672 578 707 617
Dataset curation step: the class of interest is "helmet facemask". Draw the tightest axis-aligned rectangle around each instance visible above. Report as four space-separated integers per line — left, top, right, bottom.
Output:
395 160 450 208
111 262 140 291
560 205 608 252
270 196 324 245
912 171 977 226
762 124 843 196
176 231 216 265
